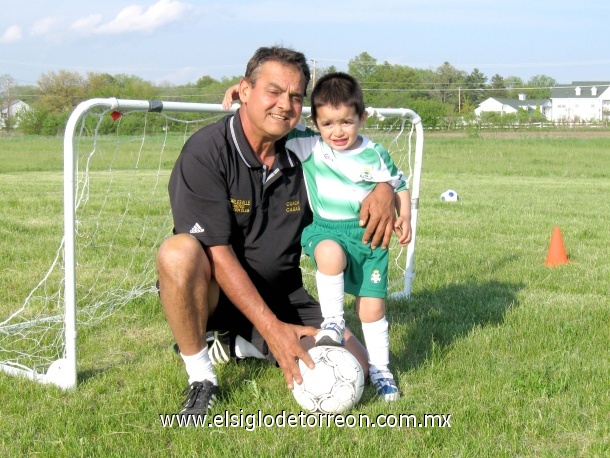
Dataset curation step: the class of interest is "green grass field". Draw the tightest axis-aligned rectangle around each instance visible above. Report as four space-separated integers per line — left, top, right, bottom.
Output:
0 129 609 457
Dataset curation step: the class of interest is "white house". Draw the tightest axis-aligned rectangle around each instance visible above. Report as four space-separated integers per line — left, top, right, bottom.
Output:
0 99 30 129
475 95 551 119
549 81 610 122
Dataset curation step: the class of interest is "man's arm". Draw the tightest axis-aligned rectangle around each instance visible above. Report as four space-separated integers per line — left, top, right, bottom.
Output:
206 244 317 389
359 182 396 249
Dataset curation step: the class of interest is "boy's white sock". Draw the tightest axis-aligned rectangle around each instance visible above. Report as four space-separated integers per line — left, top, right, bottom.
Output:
180 346 218 385
316 271 345 323
361 317 390 373
234 335 265 359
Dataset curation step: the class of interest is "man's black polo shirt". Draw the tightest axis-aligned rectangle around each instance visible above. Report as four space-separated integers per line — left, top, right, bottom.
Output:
168 110 313 297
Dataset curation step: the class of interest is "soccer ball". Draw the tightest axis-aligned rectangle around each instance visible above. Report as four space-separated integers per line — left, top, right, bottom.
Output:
440 189 459 202
292 346 365 414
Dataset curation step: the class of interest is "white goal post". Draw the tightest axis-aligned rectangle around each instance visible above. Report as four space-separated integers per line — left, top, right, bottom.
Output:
0 98 423 390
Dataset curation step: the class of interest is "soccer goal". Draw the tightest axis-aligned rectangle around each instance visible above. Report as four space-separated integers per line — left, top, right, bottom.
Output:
0 98 423 390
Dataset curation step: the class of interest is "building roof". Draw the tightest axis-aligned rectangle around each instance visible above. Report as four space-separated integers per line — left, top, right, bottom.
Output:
489 98 550 110
1 99 28 112
551 81 610 99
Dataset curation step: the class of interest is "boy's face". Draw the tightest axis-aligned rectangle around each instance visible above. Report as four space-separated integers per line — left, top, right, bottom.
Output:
314 104 367 151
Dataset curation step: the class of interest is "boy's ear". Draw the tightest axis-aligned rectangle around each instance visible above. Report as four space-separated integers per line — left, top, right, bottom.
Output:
360 110 369 125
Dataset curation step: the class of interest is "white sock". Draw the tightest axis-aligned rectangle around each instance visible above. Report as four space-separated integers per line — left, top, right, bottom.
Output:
234 335 265 359
180 346 217 385
361 317 390 373
316 271 345 324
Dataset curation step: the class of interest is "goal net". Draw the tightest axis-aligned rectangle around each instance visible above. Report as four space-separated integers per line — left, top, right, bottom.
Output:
0 98 423 389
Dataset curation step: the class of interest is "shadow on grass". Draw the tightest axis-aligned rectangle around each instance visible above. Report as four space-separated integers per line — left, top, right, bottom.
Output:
383 279 524 371
76 279 522 399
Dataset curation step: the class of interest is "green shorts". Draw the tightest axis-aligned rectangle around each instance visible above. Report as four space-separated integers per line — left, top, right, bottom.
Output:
301 217 389 299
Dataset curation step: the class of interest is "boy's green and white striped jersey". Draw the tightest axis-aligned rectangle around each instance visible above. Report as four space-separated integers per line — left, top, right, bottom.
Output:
286 124 407 221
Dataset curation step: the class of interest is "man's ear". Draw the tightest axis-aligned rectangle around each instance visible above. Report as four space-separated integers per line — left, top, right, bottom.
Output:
238 78 251 103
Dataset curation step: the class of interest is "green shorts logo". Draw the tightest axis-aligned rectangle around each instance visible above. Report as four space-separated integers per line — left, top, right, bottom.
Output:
370 270 381 284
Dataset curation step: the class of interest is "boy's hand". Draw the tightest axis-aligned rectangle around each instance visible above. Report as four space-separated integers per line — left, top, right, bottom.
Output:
222 84 241 110
394 216 412 246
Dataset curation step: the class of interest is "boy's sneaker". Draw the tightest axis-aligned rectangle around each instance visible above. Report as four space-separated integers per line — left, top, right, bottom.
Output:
172 330 236 366
370 370 401 401
315 320 345 346
178 380 219 419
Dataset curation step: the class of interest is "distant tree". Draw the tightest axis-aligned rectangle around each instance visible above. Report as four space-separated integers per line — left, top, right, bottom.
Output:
504 76 525 98
530 107 547 123
218 76 241 87
409 98 451 129
111 74 159 100
37 70 86 112
463 68 487 106
432 61 466 107
413 68 437 100
16 106 47 134
195 75 218 88
489 74 507 98
526 74 555 99
363 62 421 108
460 100 477 115
86 72 120 98
348 52 378 83
316 65 338 80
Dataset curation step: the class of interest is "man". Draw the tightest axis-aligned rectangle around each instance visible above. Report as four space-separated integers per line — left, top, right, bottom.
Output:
156 46 396 417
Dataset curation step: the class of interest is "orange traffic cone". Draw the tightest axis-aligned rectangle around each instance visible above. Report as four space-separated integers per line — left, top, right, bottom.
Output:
545 226 569 266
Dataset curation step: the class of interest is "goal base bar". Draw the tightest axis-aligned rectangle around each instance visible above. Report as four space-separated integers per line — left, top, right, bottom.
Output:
0 358 76 390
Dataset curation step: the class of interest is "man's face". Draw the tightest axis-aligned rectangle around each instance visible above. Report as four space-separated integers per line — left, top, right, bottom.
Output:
239 60 306 143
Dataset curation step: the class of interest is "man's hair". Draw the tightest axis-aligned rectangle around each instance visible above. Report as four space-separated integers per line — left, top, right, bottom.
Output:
244 46 311 95
310 72 365 122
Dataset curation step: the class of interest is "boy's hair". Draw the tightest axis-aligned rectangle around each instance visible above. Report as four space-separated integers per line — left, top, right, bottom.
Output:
244 46 311 96
311 72 366 123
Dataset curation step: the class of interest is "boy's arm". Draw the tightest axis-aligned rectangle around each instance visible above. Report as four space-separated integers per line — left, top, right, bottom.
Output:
394 189 412 247
222 83 241 110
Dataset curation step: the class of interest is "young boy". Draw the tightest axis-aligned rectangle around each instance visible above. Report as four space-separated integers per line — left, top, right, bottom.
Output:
224 73 411 401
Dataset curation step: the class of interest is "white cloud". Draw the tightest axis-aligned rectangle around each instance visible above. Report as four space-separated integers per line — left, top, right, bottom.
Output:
30 17 64 37
0 26 23 44
71 14 104 33
93 0 193 34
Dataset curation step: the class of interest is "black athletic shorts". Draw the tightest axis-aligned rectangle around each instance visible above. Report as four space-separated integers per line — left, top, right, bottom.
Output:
157 279 323 360
208 286 323 359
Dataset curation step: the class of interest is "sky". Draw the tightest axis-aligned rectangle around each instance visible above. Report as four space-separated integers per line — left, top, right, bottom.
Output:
1 0 609 88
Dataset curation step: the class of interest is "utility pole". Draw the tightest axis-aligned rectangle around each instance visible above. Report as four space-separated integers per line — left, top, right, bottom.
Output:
311 59 317 88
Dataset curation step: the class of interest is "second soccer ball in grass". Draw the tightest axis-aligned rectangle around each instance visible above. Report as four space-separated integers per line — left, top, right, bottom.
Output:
440 189 459 202
292 346 365 414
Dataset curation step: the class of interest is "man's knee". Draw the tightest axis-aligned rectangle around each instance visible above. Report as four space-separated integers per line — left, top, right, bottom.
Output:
157 234 212 283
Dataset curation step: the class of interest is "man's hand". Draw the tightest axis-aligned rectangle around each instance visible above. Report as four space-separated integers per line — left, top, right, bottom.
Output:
208 245 317 389
359 182 395 249
262 321 319 389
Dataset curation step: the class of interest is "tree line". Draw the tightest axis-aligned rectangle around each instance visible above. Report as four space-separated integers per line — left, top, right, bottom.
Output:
1 51 556 135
